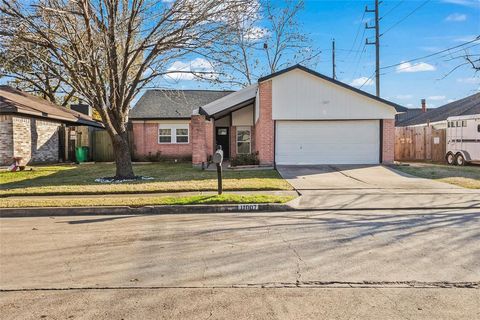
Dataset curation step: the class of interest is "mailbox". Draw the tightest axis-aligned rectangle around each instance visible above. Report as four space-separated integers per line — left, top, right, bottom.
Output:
213 145 223 195
213 146 223 164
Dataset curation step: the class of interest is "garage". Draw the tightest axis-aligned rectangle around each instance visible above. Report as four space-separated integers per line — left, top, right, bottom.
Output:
275 120 380 165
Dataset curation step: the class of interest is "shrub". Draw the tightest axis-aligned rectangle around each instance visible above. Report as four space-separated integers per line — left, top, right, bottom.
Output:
230 152 260 167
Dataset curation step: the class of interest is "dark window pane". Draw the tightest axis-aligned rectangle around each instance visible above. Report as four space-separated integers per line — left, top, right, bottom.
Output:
159 129 171 136
159 136 171 143
237 130 250 142
176 129 188 136
176 136 188 143
237 142 250 154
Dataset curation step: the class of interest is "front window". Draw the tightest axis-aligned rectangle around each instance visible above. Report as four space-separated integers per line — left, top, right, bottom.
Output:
237 127 251 154
158 125 189 144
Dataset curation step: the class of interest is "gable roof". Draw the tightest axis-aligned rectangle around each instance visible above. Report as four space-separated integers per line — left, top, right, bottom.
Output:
130 89 233 120
397 92 480 126
258 64 407 113
197 84 257 119
0 86 102 127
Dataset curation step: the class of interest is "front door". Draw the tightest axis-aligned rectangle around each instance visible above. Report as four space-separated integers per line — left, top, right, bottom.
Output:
215 127 230 159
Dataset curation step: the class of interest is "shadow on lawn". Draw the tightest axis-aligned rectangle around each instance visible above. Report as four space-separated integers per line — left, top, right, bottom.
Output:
0 162 283 194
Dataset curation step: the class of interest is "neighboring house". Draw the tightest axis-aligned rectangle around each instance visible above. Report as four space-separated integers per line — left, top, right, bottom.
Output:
132 65 406 166
0 86 102 166
130 89 233 160
396 92 480 129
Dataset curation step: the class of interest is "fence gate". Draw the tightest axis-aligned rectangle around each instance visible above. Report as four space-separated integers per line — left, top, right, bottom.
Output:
395 126 446 162
92 130 114 162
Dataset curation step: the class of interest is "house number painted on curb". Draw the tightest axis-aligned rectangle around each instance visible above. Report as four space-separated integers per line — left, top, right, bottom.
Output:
238 204 259 211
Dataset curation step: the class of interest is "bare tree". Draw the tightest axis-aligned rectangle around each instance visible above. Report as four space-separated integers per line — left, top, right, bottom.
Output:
0 35 76 106
0 0 254 179
208 0 320 87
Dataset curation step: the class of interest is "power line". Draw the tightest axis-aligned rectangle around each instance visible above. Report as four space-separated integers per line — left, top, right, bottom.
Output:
359 71 376 89
381 0 405 19
381 36 480 70
381 0 431 36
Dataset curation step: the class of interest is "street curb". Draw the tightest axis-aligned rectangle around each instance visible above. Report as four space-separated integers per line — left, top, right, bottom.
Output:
0 203 295 217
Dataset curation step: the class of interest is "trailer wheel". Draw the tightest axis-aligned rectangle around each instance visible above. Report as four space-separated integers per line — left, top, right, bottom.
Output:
446 153 455 165
455 153 466 166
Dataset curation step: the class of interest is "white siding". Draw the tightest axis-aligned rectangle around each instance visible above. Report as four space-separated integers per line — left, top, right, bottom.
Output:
255 89 260 123
275 120 380 165
271 69 396 120
232 105 254 126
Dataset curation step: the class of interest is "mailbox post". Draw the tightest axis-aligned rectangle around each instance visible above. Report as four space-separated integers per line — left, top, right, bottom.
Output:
212 146 224 195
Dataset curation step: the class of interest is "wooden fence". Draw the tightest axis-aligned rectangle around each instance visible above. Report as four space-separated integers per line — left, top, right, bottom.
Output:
92 130 115 161
395 126 446 162
91 128 134 162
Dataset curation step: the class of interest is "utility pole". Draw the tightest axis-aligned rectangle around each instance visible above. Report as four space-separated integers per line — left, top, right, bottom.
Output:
332 39 336 80
365 0 381 97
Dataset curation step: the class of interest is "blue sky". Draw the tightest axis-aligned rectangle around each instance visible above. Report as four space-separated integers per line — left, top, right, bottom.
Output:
162 0 480 109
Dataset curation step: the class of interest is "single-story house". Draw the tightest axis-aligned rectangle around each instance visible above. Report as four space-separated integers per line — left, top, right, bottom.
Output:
130 89 233 160
0 86 102 166
396 92 480 129
130 65 406 166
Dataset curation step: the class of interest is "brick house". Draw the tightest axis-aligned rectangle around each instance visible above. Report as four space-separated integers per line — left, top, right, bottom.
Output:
131 65 406 167
0 86 102 166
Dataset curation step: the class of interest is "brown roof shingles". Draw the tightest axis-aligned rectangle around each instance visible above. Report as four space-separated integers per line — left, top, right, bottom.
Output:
0 85 102 127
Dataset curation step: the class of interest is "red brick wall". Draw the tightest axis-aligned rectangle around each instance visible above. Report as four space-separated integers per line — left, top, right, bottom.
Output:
205 119 214 158
132 121 192 160
191 115 208 165
254 80 275 165
229 126 236 158
382 119 395 164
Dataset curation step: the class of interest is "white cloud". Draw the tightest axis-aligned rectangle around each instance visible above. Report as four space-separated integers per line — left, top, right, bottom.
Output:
457 77 480 84
165 58 216 81
428 95 446 101
442 0 480 8
244 26 268 40
350 77 373 87
396 62 436 73
447 99 455 103
396 94 413 99
406 103 414 107
445 13 467 21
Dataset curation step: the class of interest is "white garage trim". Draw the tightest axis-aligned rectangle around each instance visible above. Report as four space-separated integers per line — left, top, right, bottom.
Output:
275 120 381 165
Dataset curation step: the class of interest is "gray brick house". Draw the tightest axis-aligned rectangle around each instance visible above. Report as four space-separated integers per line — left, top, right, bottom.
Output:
0 86 102 166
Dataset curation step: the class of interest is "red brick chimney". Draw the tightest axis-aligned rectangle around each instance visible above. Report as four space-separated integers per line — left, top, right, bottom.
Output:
421 99 427 113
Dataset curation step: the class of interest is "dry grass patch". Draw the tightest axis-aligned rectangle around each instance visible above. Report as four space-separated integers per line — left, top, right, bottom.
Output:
395 163 480 189
1 194 295 208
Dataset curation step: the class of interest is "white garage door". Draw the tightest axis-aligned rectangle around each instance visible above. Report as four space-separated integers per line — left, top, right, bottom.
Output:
275 120 380 165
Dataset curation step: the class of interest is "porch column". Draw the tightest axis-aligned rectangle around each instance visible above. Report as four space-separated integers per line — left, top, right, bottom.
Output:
255 80 275 165
191 114 208 167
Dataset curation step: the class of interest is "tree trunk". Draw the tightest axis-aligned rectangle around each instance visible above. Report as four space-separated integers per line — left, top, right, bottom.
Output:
112 131 135 179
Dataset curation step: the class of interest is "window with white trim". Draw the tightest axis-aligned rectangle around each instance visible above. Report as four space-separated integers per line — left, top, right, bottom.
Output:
158 124 189 144
236 127 251 154
176 128 189 143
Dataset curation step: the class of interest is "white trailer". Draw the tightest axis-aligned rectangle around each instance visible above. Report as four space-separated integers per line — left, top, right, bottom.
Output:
446 114 480 165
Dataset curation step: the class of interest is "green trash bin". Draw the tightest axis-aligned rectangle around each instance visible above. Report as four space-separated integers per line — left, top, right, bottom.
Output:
75 146 89 163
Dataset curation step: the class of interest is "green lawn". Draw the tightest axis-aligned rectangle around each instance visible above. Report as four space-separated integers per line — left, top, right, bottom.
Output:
0 194 295 208
0 163 292 197
394 162 480 189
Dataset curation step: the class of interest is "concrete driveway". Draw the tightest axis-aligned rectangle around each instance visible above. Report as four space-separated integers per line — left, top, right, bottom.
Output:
278 165 480 210
277 165 460 190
